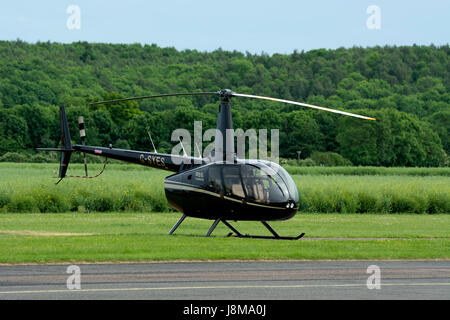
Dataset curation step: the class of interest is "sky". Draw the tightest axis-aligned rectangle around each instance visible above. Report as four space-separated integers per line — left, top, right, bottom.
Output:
0 0 449 54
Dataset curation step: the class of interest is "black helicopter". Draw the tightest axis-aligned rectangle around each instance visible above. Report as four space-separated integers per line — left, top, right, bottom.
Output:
38 89 375 240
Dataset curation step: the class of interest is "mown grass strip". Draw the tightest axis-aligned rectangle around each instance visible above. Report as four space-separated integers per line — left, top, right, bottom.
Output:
0 213 449 263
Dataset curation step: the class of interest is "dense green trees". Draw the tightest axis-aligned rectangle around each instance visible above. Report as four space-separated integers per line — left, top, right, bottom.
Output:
0 41 448 166
336 109 445 166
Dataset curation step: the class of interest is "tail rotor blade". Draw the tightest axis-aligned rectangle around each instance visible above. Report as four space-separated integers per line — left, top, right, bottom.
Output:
78 116 86 144
78 116 88 177
57 106 73 181
232 93 376 121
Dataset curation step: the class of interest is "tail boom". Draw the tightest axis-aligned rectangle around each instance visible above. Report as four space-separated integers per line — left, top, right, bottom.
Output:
73 145 203 172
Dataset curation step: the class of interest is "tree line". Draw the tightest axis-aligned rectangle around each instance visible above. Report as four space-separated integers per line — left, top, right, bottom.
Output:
0 40 448 166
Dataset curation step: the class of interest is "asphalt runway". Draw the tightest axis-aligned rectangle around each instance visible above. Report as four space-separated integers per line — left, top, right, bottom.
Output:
0 260 449 300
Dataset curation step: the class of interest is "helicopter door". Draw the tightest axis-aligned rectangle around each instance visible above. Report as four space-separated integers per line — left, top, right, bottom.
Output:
222 165 246 199
207 165 223 194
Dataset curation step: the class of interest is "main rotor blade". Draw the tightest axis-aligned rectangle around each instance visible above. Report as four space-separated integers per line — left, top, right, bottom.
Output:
90 91 219 105
232 93 376 121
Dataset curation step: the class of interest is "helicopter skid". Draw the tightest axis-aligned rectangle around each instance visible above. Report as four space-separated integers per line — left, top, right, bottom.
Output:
168 215 305 240
222 220 305 240
226 233 305 240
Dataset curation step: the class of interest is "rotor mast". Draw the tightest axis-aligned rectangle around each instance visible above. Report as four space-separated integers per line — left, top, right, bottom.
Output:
215 89 235 162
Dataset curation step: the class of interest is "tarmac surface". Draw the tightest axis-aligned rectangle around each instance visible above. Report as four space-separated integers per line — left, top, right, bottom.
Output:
0 260 449 300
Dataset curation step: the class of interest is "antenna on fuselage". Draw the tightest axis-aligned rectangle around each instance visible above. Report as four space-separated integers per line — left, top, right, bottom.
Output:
179 137 187 157
147 129 157 153
195 142 202 159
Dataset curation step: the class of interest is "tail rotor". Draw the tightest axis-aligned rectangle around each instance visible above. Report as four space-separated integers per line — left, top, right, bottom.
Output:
78 116 88 177
56 106 74 184
36 106 74 184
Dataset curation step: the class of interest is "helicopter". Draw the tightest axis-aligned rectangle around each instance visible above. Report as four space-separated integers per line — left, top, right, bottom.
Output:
38 89 375 240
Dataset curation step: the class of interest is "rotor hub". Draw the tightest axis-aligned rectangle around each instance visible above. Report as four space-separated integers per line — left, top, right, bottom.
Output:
218 89 234 102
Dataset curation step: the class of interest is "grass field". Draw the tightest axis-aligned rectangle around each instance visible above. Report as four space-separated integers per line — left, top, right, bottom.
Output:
1 163 449 214
0 213 449 263
0 163 449 263
284 165 450 176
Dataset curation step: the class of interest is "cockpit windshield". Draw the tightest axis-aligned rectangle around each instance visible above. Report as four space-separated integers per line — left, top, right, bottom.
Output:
240 164 288 203
259 161 299 203
203 161 298 204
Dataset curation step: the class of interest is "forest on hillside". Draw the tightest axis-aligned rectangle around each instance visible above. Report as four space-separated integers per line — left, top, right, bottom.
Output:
0 40 448 166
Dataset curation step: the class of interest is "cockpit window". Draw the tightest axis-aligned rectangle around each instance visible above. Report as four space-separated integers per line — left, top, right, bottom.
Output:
241 164 287 203
223 166 245 198
205 162 295 204
264 162 299 202
208 165 222 192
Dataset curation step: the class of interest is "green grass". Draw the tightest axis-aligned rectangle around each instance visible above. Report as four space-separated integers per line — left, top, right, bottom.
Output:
1 163 449 263
0 163 170 213
283 165 450 176
1 163 449 214
0 213 449 263
294 175 449 213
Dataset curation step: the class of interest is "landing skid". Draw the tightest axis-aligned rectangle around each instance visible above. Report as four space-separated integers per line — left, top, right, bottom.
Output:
222 220 305 240
168 214 305 240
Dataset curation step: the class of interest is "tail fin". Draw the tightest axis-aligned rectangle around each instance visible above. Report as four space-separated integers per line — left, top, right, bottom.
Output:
36 106 74 184
57 106 73 182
